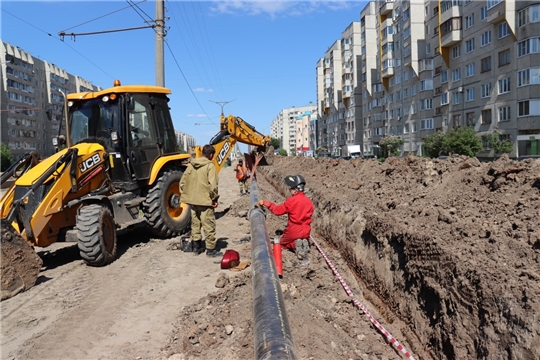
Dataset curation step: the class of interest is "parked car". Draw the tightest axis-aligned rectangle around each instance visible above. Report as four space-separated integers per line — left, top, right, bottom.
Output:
363 154 377 159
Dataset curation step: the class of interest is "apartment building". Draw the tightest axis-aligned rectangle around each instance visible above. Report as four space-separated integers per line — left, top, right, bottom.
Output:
317 0 540 158
1 40 198 163
270 103 317 155
174 130 196 153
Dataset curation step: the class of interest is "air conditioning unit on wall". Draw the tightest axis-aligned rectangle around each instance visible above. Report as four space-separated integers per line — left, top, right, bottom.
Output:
458 86 463 93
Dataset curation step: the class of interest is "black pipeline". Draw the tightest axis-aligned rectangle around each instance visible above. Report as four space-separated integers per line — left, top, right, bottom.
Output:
248 177 298 360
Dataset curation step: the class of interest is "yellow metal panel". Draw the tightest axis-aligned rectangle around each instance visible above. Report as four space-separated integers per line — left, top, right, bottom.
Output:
67 85 171 100
148 154 191 185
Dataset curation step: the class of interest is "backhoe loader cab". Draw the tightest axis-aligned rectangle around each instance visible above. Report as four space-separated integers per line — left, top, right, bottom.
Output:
0 81 192 271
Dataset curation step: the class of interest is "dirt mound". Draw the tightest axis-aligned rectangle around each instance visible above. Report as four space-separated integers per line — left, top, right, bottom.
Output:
1 222 43 300
261 155 540 359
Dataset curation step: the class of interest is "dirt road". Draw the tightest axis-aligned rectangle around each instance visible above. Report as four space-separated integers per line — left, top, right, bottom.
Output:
0 165 253 360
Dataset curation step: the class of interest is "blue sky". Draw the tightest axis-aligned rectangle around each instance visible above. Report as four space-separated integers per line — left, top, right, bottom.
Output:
2 1 367 148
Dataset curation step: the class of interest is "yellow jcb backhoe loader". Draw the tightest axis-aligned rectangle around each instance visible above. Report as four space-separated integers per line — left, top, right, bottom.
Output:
0 80 273 300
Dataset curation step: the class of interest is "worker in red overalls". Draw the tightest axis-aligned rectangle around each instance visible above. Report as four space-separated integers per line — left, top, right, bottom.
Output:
258 175 314 259
235 159 250 195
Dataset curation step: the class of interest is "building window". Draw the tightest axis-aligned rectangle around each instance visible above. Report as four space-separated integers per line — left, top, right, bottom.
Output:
498 22 510 38
498 106 511 122
481 56 492 73
518 68 540 86
453 92 461 105
452 114 462 127
487 0 502 10
518 101 530 116
482 109 492 124
452 45 461 59
441 70 448 83
421 99 433 110
452 68 461 82
412 122 417 133
466 112 475 126
498 49 511 66
466 38 475 53
466 88 475 101
480 6 488 20
498 78 510 94
420 79 433 91
481 83 492 98
465 13 475 29
421 118 434 130
441 92 449 105
518 38 540 57
466 63 475 77
481 30 492 46
518 5 540 26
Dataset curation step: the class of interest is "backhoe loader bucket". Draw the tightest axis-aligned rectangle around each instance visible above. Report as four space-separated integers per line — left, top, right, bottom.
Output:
1 222 42 300
253 145 274 166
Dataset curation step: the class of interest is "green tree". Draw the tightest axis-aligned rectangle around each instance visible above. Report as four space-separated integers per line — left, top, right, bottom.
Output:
380 135 404 157
444 126 483 157
482 131 513 159
279 148 288 156
177 146 188 154
1 143 13 171
290 149 296 156
270 137 281 149
423 130 447 157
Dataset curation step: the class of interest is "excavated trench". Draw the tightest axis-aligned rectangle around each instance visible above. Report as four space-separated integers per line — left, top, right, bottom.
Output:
257 155 540 360
162 155 540 360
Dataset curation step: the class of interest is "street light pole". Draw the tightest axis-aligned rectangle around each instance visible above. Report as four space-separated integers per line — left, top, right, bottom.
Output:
208 99 236 116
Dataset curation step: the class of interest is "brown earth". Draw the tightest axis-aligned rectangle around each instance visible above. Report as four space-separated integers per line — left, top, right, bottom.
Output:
161 155 540 360
2 156 540 360
1 223 43 300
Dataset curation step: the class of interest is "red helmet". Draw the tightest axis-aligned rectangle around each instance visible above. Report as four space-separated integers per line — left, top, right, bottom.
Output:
221 249 240 269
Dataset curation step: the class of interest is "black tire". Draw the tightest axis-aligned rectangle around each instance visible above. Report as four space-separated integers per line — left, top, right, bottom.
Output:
143 169 191 237
76 204 117 266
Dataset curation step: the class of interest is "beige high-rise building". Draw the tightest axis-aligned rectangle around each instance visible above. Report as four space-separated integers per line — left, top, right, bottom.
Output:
317 0 540 158
270 104 316 155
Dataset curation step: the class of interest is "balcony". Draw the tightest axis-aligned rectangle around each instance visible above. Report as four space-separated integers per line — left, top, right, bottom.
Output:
379 0 394 16
440 30 462 48
441 5 461 24
381 66 394 78
487 8 505 24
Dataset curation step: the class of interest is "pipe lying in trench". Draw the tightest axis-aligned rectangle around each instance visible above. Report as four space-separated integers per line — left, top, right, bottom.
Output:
248 177 298 360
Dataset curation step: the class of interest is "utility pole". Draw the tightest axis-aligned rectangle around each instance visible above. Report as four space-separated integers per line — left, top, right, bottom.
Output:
59 1 165 87
155 0 165 87
208 99 236 116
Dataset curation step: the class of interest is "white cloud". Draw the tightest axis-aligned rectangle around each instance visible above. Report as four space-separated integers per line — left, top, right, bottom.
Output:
209 1 354 17
193 87 214 93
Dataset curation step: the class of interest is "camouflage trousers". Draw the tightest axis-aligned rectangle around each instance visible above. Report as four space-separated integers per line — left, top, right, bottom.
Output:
190 205 216 250
238 179 249 194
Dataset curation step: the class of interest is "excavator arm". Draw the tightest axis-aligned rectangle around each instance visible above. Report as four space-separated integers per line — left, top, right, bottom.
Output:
195 114 274 173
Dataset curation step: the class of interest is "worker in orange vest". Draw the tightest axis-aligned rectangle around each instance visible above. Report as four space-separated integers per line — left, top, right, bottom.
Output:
235 159 250 195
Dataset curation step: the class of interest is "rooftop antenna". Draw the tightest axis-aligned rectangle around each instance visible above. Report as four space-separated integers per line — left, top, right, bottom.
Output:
208 99 236 116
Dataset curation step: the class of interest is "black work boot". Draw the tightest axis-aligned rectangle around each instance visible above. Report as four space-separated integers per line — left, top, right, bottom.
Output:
192 241 205 256
206 249 223 257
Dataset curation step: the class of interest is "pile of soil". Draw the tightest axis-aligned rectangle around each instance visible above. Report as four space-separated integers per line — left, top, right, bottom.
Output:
1 222 43 300
161 155 540 360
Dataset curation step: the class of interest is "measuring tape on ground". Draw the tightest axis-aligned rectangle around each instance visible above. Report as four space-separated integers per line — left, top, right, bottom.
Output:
310 235 416 360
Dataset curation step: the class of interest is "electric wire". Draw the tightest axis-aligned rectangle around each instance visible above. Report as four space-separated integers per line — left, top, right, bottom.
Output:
1 9 115 80
170 1 215 99
59 0 148 32
124 0 215 124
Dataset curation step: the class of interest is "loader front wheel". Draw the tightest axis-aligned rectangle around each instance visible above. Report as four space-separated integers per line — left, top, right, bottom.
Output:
77 204 117 267
143 169 191 238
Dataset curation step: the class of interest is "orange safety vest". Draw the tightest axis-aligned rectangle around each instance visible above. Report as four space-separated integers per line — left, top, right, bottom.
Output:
236 164 248 180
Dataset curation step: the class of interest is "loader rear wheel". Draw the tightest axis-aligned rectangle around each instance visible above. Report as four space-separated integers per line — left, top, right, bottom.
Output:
77 204 117 267
143 169 191 237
